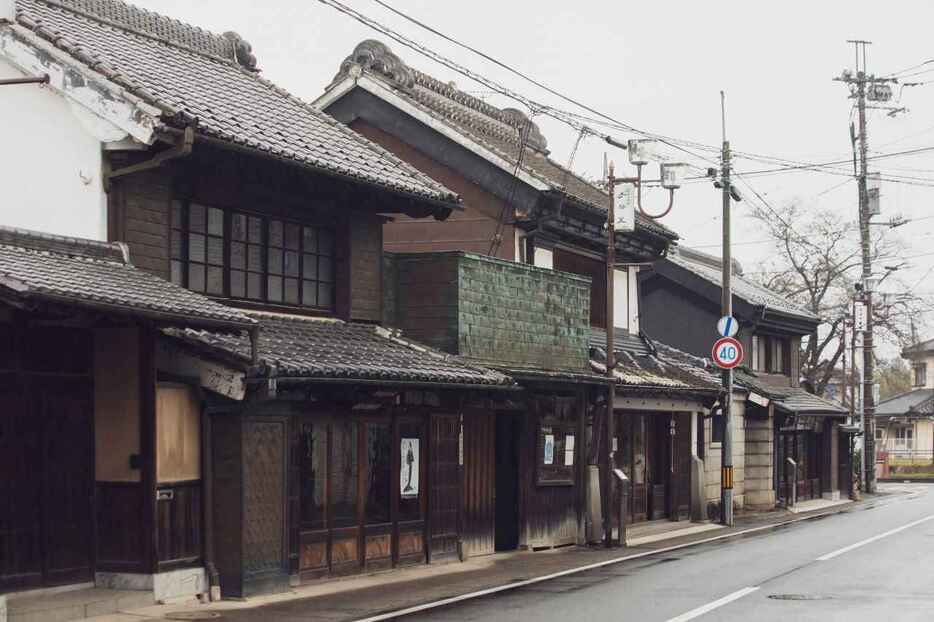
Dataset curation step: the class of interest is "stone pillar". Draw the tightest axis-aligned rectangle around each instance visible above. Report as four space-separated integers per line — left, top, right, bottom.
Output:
1 593 7 622
823 421 840 501
743 412 775 510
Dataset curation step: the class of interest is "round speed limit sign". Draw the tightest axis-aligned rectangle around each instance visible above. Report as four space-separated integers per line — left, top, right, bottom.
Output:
712 336 744 369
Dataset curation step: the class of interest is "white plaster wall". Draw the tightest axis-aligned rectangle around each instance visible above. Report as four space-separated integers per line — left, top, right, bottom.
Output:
0 57 107 240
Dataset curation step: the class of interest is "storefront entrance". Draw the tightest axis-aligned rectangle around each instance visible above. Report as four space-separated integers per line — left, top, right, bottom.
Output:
777 417 824 502
615 411 691 524
494 414 520 551
0 327 94 592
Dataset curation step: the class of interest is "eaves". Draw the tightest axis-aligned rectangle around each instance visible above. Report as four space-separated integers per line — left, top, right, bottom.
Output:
0 23 162 145
316 74 552 194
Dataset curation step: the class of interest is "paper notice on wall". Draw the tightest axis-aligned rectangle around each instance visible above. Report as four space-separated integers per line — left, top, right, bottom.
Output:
400 438 419 498
564 434 575 466
544 434 555 465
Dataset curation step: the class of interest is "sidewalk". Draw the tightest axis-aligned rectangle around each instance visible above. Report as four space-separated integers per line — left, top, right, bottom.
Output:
77 495 879 622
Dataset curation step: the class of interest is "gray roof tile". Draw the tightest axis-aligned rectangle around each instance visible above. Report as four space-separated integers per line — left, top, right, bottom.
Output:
166 311 513 386
14 0 459 205
0 225 254 328
875 388 934 417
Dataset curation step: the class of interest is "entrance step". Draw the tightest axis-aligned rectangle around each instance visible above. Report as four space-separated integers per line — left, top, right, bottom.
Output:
6 588 154 622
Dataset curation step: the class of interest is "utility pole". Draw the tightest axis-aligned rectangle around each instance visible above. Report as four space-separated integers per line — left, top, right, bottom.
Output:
605 162 617 547
719 91 734 527
835 40 899 493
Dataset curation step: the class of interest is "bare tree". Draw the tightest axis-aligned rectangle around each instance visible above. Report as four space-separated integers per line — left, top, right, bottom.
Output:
747 202 924 396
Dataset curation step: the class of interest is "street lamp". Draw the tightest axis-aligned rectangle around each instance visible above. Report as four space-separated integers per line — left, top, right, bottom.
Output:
601 142 687 547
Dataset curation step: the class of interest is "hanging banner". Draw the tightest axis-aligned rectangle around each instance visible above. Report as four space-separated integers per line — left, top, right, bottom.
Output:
543 432 555 465
400 438 419 498
614 185 636 232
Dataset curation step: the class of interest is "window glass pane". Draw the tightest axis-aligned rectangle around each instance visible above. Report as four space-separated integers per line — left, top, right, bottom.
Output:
170 229 182 259
230 270 245 298
170 260 183 286
303 254 318 280
285 224 300 250
303 227 318 253
319 256 333 282
188 233 205 263
331 421 358 529
208 207 224 237
171 201 183 229
302 281 317 307
285 278 299 305
269 220 283 248
189 264 205 292
365 423 392 524
207 237 224 266
318 282 333 308
268 275 283 302
207 266 224 295
398 421 423 522
231 213 247 241
299 421 327 531
189 203 205 233
248 217 263 243
247 272 262 300
268 248 283 275
319 230 333 256
230 242 245 270
284 251 299 277
248 245 262 272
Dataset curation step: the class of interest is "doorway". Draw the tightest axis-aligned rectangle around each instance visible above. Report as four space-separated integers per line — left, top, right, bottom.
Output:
646 415 671 520
0 376 93 592
494 414 520 551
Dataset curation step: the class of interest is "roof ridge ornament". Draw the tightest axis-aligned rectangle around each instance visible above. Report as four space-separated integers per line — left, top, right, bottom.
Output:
338 39 416 90
222 31 258 72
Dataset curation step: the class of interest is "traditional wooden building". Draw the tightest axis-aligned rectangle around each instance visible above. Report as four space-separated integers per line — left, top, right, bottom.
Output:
0 226 254 599
641 246 850 510
0 0 528 602
316 39 721 529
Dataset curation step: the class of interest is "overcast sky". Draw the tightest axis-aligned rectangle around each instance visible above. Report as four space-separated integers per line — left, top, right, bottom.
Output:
134 0 934 345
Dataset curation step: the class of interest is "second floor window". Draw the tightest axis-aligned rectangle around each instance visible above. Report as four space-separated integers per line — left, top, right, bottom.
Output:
171 202 335 311
752 335 791 375
914 364 927 387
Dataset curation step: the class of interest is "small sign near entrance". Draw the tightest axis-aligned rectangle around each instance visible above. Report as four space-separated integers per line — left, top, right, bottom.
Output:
717 315 739 337
712 336 744 369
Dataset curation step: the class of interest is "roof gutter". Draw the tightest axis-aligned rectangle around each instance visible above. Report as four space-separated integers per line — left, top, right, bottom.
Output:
272 376 521 391
159 126 462 217
104 125 194 191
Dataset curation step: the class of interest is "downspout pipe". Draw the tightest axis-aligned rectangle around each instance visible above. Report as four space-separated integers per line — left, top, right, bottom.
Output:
104 125 194 191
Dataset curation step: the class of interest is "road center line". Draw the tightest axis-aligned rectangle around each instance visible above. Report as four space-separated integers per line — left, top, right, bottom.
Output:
663 587 760 622
816 513 934 561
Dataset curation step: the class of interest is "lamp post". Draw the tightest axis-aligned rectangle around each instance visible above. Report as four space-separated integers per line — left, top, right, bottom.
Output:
604 141 687 546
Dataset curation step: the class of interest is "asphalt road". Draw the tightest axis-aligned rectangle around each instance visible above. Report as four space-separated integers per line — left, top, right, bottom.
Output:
407 484 934 622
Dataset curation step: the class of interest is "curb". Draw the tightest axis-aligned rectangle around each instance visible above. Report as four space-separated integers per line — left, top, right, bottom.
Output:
352 502 859 622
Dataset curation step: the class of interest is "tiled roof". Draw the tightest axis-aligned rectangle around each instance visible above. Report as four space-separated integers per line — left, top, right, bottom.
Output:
328 40 676 241
875 388 934 417
166 311 513 387
665 246 818 321
12 0 459 205
902 339 934 356
0 225 254 328
589 329 719 394
734 370 847 416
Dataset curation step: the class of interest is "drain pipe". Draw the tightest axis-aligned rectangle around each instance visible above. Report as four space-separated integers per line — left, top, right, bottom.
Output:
104 125 194 191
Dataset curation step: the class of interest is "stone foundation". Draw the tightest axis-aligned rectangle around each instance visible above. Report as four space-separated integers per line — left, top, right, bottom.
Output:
96 567 207 603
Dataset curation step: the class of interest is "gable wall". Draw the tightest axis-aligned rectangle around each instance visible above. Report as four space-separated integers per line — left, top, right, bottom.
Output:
0 56 106 239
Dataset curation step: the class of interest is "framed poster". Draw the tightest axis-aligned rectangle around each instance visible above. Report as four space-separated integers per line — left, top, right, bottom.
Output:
400 437 419 499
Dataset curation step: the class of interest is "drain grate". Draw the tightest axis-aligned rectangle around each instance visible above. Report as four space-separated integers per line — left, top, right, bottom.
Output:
164 612 222 620
768 594 831 601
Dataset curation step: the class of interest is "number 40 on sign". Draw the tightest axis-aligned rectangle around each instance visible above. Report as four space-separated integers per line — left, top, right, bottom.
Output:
712 336 744 369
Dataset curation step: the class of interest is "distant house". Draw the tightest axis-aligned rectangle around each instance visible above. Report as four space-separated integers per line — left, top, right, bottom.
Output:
875 339 934 477
641 246 852 507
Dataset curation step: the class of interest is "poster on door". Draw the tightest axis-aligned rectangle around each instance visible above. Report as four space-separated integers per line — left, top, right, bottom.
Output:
400 438 420 498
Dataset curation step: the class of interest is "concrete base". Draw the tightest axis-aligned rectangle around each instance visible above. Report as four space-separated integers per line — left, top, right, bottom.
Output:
95 567 207 603
822 490 841 501
5 588 152 622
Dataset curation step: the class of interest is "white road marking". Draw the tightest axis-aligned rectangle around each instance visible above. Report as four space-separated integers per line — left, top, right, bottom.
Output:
816 513 934 561
663 587 761 622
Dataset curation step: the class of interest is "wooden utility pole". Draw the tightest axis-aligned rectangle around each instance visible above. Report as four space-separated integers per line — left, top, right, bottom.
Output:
720 91 734 526
605 163 617 547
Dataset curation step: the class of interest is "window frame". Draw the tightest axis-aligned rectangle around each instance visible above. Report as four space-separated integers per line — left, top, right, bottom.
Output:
913 364 927 387
170 201 336 312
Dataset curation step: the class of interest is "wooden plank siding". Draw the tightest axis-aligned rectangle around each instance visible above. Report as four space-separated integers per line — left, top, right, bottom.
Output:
461 411 495 558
